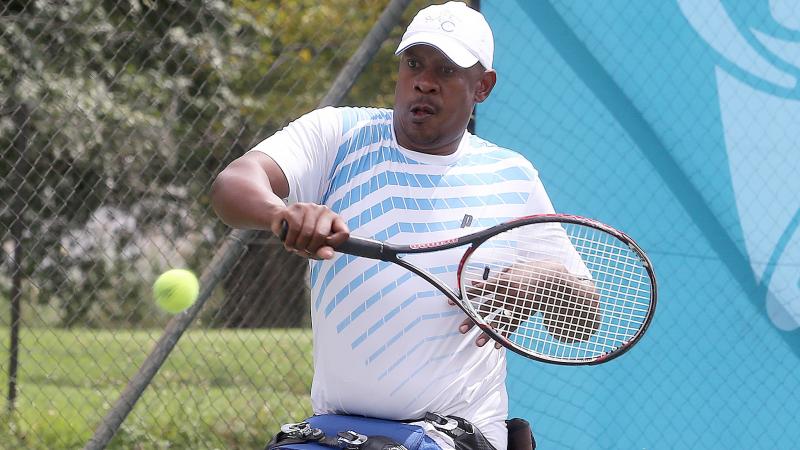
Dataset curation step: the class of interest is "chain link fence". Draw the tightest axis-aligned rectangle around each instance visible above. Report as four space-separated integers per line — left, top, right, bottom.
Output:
1 1 431 448
4 0 799 449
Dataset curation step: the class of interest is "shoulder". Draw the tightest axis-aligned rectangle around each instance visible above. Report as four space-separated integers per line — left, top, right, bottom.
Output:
331 106 392 121
462 133 540 178
335 106 393 133
310 106 392 122
296 106 392 135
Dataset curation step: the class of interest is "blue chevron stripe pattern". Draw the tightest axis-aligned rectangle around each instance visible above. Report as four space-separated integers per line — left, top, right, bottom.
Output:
310 109 540 376
261 106 547 422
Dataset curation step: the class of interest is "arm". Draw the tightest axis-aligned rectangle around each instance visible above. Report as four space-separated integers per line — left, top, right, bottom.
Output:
211 151 288 230
210 151 348 259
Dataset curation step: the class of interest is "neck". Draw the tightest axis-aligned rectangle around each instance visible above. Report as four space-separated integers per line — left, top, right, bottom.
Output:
394 126 466 157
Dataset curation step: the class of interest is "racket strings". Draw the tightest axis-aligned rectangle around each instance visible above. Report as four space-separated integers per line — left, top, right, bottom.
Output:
464 269 611 356
459 222 653 362
464 249 649 320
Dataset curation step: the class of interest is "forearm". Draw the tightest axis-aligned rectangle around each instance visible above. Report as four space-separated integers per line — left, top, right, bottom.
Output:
210 159 286 230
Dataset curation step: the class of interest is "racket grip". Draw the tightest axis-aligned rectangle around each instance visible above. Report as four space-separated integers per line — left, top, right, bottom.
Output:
279 220 289 241
337 236 387 260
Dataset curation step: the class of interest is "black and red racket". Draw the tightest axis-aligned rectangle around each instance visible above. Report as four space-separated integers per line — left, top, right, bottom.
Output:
282 214 656 365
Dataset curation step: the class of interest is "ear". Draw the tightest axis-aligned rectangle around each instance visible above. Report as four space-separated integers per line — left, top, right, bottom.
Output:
473 69 497 103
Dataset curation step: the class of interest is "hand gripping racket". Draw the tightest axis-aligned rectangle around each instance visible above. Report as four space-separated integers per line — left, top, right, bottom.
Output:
282 214 656 365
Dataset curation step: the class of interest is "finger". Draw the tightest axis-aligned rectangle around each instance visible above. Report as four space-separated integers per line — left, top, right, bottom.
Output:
489 307 512 331
475 332 490 347
466 279 501 302
465 281 485 299
459 317 474 334
288 247 311 259
477 298 505 318
307 213 334 254
281 210 304 251
466 270 513 299
293 211 318 253
314 245 335 260
327 215 350 249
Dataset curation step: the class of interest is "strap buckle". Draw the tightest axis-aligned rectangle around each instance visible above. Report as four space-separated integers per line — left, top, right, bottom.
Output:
424 412 459 432
424 412 472 438
337 430 368 449
280 421 323 440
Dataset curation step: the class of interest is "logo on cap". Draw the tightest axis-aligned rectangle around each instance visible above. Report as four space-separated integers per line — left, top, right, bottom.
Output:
424 11 456 33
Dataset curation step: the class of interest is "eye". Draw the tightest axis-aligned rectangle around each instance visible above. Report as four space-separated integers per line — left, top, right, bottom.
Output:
441 65 455 75
406 58 419 68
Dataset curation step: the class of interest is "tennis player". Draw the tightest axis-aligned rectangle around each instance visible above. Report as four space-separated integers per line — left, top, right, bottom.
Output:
212 2 563 449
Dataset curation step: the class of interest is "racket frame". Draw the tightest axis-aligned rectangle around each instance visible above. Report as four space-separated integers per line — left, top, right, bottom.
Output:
331 214 657 365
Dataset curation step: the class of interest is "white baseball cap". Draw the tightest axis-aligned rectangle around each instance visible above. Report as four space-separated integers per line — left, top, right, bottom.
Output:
395 1 494 70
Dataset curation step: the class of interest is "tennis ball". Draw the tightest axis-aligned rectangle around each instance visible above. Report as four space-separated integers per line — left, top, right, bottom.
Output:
153 269 199 314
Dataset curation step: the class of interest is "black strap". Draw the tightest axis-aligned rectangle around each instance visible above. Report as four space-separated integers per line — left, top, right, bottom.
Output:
265 423 333 450
267 433 357 450
424 413 495 450
506 418 535 450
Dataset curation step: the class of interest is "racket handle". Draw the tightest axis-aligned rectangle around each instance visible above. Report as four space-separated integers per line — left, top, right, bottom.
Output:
279 220 289 241
337 236 387 260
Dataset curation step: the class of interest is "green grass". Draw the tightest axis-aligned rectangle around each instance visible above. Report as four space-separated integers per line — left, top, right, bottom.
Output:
0 327 313 449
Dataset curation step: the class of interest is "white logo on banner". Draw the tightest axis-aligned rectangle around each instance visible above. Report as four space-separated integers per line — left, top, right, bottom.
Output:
678 0 800 330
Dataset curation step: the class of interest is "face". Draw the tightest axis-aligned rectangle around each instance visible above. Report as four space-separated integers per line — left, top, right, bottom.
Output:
393 45 496 155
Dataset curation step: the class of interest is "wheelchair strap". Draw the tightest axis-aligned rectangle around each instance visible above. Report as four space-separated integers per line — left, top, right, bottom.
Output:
423 413 471 439
267 421 408 450
423 413 496 450
270 413 499 450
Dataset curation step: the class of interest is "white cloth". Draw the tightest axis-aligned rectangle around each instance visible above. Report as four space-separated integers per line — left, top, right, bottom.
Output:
252 106 559 450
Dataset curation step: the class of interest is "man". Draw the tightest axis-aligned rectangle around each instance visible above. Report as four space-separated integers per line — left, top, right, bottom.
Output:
212 2 556 449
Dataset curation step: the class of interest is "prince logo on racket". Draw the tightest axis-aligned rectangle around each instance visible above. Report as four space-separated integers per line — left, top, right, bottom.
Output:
211 2 655 450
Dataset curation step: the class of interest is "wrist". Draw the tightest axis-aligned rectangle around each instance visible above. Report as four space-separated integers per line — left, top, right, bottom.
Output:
261 199 287 230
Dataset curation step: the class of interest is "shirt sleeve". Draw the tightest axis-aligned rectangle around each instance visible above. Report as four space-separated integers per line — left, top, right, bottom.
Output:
523 163 556 215
248 106 341 204
519 160 592 279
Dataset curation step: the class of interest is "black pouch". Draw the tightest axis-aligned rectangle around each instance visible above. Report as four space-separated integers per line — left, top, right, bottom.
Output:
506 418 535 450
424 413 496 450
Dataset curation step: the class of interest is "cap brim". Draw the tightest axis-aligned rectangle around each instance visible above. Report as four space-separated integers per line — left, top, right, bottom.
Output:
395 32 479 68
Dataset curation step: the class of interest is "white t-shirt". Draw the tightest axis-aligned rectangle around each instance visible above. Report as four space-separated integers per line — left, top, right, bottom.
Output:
252 106 558 450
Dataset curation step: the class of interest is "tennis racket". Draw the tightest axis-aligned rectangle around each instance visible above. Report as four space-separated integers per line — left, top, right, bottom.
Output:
281 214 656 365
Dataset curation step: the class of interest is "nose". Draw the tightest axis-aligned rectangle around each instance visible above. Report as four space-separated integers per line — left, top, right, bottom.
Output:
414 69 439 94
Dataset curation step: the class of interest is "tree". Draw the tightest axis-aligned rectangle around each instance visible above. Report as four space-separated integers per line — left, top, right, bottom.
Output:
1 0 264 326
0 0 429 327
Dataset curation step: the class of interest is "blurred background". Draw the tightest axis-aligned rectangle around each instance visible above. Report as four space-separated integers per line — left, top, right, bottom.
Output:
1 0 798 449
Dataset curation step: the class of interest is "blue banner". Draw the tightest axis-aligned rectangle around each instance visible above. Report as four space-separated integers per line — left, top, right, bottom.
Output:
479 1 800 448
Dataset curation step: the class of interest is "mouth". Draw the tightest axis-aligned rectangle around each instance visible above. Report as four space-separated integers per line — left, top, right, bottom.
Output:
410 103 436 120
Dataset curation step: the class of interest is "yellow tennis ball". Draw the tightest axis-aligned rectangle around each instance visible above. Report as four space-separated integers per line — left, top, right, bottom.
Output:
153 269 199 314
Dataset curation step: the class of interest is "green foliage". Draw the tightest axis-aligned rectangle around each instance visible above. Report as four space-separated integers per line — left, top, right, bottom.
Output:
2 0 249 326
0 0 429 327
0 327 313 449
